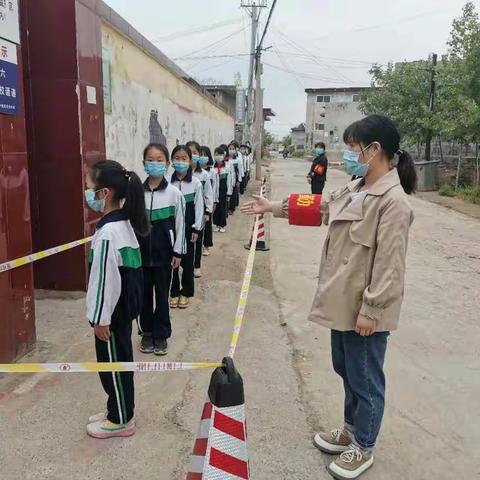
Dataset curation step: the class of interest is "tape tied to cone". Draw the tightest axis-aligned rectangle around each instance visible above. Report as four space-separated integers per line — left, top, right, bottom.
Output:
288 193 322 227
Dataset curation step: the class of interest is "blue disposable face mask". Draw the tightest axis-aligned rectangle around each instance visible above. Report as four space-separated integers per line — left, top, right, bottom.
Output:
214 156 224 164
85 189 106 213
343 144 377 177
314 147 324 156
199 156 209 166
173 162 190 174
145 161 167 178
229 150 236 157
192 154 201 164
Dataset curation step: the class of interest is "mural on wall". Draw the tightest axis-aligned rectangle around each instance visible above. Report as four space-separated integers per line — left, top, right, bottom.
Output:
104 73 234 176
149 109 167 145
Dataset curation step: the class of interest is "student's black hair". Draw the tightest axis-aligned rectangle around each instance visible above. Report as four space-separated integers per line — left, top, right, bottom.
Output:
90 160 150 236
171 145 192 161
214 146 226 167
219 144 229 161
186 140 201 155
343 114 417 195
200 145 214 167
230 140 240 149
315 142 326 150
143 143 170 162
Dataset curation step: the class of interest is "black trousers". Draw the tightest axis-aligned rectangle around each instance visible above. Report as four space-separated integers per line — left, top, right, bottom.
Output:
214 192 228 228
240 175 247 194
204 213 213 247
230 185 240 211
311 180 325 195
171 234 195 297
194 228 204 269
139 266 172 340
95 322 135 425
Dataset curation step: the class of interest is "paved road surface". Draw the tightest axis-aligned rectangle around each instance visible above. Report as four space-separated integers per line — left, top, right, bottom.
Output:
0 155 478 479
270 156 480 480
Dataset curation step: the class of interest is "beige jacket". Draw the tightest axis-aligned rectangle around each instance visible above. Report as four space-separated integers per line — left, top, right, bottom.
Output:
272 169 414 332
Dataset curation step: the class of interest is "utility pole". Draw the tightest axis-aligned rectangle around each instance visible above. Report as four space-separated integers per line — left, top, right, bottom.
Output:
254 48 263 180
425 53 438 162
253 0 278 180
241 1 266 143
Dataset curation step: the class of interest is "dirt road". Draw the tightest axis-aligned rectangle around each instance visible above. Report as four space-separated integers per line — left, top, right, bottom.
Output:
1 156 479 479
270 156 480 480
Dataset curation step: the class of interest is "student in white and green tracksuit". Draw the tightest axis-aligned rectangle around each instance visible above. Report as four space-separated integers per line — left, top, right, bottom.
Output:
85 160 150 439
169 145 204 309
137 143 186 356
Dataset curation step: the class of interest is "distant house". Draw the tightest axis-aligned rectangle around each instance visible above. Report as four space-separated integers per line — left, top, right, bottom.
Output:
305 87 371 151
290 123 306 151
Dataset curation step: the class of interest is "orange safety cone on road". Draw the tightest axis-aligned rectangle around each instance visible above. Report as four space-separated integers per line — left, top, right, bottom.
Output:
186 358 249 480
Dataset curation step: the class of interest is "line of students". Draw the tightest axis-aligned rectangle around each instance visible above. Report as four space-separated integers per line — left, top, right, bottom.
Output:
83 140 252 439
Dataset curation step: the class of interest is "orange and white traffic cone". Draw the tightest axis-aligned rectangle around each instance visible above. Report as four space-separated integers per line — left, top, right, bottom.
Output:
186 358 249 480
244 180 269 252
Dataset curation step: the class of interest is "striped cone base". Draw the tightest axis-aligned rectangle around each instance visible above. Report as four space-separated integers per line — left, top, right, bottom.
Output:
187 403 249 479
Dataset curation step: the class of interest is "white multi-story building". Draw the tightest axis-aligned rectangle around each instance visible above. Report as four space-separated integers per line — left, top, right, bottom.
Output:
305 87 370 153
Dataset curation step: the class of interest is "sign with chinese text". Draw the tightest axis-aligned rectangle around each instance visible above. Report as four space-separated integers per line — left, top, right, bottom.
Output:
235 88 246 124
0 38 19 116
0 0 20 45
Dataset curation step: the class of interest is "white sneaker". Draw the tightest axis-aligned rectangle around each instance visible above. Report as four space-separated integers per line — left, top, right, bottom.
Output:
219 228 226 233
87 418 136 439
203 247 210 256
88 411 107 424
327 444 374 479
194 268 202 278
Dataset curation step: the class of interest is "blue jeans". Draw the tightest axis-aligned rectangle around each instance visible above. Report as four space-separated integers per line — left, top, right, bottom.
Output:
331 330 389 450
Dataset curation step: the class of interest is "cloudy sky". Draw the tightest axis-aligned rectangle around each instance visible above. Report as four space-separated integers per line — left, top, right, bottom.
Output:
104 0 477 138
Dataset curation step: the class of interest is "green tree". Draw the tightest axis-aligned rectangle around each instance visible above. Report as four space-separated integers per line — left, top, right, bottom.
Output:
435 1 480 187
264 130 275 147
282 134 292 147
361 60 432 147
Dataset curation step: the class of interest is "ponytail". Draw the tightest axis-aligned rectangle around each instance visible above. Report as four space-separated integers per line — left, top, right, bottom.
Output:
91 160 150 236
396 150 417 195
123 171 150 236
344 114 418 195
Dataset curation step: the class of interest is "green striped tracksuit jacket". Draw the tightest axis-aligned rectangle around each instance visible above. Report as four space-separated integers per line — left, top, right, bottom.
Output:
193 169 214 213
87 210 143 327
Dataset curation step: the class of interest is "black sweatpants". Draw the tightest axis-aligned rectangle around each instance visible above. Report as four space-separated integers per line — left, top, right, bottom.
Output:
194 229 204 269
240 175 247 194
95 322 134 425
311 179 325 195
139 266 172 340
171 233 195 297
214 192 228 228
230 185 240 211
204 213 213 247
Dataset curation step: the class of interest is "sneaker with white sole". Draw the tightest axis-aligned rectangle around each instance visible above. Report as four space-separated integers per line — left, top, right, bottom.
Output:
87 419 136 439
88 411 107 424
327 444 373 479
202 247 210 256
194 268 202 278
219 227 226 233
314 427 353 454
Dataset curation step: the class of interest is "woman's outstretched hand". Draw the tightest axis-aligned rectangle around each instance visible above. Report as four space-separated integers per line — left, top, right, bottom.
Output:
241 195 273 215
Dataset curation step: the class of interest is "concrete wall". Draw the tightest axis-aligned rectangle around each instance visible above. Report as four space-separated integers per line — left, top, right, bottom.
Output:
305 91 365 152
102 24 235 174
291 130 306 151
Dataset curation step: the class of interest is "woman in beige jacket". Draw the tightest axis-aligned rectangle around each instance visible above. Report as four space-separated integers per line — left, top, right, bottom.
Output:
242 115 416 480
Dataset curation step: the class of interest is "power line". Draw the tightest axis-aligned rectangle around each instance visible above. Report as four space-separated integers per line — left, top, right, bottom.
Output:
173 25 249 61
271 28 352 83
257 0 278 51
151 17 242 43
